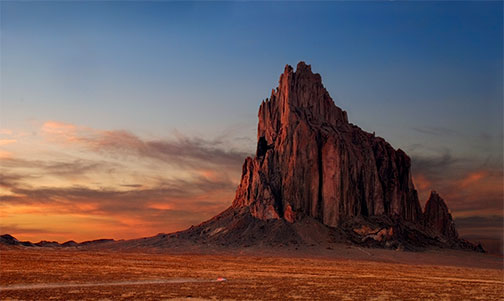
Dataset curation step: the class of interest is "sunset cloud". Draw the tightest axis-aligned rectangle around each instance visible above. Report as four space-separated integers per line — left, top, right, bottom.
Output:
1 121 250 242
0 171 235 241
1 157 112 178
0 139 16 146
0 129 13 136
41 121 249 169
410 150 503 253
411 151 502 210
459 171 487 188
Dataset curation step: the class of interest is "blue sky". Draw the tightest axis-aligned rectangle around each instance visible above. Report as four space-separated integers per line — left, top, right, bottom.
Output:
0 1 502 249
2 2 502 142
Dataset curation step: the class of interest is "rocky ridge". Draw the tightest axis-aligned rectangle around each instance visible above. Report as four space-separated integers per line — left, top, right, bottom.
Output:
0 234 116 248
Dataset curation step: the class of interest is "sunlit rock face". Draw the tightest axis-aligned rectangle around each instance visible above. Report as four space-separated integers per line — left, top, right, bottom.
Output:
232 62 423 227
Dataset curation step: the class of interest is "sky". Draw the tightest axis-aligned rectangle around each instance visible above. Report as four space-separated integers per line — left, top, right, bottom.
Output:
0 2 502 252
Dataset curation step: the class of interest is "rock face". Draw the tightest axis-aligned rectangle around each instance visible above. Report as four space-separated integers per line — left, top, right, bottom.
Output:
232 62 423 227
423 191 458 240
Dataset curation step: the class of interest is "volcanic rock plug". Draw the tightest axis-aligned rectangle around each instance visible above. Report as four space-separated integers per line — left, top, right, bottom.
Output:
163 61 481 252
232 62 423 226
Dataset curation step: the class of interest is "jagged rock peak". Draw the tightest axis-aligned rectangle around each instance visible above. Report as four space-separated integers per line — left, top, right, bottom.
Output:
424 191 458 240
425 191 446 209
233 62 423 227
258 62 348 144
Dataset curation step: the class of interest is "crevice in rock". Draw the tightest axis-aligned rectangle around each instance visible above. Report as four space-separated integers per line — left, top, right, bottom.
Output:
316 132 324 220
256 136 269 157
359 173 369 217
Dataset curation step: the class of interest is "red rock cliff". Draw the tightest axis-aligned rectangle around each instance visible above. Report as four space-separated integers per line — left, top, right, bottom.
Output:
232 62 423 227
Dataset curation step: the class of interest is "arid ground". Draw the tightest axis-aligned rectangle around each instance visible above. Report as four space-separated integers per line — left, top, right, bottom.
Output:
1 247 503 300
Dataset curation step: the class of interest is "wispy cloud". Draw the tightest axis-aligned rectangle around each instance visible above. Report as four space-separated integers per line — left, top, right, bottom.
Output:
411 150 502 205
1 121 251 242
455 215 503 232
454 215 504 255
0 139 16 146
1 173 234 213
41 121 249 169
412 154 502 211
0 170 235 241
1 157 113 177
412 126 460 137
410 148 503 253
411 150 462 181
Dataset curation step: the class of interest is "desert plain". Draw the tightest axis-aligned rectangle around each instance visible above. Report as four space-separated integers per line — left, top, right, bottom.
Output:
0 246 502 300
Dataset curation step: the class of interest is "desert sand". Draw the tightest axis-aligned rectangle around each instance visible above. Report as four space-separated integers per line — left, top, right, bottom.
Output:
1 247 502 300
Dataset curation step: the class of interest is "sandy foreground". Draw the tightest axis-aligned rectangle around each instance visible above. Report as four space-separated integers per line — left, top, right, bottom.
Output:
0 247 503 300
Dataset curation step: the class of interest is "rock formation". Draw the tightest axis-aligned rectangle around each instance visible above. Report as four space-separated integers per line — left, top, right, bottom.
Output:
423 191 458 241
1 62 482 252
0 234 34 247
218 61 476 251
232 62 423 227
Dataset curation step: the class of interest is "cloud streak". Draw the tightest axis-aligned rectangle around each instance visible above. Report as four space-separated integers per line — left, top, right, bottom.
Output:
412 126 460 137
0 171 235 241
1 121 252 242
411 149 503 253
454 215 504 255
1 157 113 178
41 121 249 169
411 150 502 211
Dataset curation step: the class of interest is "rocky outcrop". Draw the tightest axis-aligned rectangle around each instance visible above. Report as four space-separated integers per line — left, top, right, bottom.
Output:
61 240 79 247
0 234 18 245
35 240 61 247
232 62 423 227
423 191 458 240
221 62 482 251
0 234 34 247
